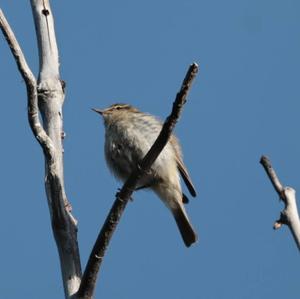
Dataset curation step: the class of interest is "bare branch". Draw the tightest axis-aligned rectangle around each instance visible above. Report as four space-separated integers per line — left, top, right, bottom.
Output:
260 155 300 251
31 0 59 81
77 63 199 299
30 1 82 297
0 8 54 158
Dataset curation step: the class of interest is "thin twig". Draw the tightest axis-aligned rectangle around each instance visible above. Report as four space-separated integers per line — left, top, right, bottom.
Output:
260 155 300 251
77 63 199 299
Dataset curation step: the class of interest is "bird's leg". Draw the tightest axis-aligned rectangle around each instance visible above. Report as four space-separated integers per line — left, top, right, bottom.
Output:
135 177 158 192
135 184 152 191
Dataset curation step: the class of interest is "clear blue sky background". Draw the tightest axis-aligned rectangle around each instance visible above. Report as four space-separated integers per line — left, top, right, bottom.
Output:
1 1 300 298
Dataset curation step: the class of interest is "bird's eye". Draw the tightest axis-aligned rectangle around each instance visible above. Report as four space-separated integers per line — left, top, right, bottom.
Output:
116 106 121 110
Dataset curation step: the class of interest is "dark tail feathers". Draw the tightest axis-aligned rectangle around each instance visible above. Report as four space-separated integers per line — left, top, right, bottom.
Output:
173 207 198 247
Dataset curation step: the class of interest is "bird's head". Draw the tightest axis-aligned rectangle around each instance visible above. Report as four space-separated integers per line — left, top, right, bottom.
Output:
92 103 139 124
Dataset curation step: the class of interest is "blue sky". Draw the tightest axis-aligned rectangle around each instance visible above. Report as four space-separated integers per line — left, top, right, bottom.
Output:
1 1 300 298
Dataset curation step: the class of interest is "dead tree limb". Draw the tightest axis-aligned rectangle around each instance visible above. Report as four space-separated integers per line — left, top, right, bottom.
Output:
0 3 82 298
260 155 300 251
77 63 199 299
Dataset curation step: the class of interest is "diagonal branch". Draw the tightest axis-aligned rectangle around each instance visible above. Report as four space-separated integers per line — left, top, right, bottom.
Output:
260 155 300 251
77 63 199 299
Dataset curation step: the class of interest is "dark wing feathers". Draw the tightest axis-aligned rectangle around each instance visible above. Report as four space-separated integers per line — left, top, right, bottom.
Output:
170 135 197 197
177 158 197 197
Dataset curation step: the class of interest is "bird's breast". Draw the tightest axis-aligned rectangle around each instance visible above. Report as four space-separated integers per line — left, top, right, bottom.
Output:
103 119 180 188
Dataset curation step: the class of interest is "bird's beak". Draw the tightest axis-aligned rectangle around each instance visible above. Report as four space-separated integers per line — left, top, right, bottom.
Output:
92 108 103 115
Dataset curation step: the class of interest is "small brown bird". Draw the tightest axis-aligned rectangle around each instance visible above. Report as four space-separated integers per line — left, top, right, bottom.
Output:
93 103 197 247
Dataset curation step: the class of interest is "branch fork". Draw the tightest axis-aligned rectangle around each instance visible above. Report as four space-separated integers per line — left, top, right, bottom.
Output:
260 155 300 251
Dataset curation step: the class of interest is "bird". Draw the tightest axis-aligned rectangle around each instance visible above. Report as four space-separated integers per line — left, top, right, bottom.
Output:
93 103 197 247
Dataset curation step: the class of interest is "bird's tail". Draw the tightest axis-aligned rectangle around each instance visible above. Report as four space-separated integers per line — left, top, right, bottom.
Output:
172 205 198 247
153 184 197 247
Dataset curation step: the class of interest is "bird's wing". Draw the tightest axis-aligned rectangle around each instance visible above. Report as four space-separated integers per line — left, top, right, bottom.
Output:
177 157 197 197
170 136 197 197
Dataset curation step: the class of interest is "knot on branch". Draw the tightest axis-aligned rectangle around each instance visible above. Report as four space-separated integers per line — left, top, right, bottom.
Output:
37 87 54 97
60 79 66 93
273 212 289 230
42 9 50 16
